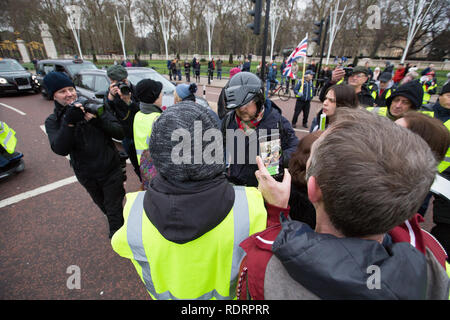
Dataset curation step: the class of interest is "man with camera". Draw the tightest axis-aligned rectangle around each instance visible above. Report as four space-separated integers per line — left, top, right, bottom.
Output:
44 71 126 239
105 65 141 181
319 66 376 107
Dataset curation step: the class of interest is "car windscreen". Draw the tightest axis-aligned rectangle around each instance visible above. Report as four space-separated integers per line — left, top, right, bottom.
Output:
0 60 26 72
66 63 98 76
127 71 175 94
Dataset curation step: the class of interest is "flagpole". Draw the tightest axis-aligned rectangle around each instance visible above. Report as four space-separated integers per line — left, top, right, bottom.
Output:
300 33 308 95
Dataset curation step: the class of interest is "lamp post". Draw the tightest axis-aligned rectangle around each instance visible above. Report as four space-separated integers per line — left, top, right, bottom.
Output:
204 10 217 61
65 5 83 60
160 12 170 61
269 2 282 61
114 9 129 62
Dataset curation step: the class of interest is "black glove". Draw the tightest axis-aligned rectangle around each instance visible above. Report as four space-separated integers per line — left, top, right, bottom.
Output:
64 106 85 124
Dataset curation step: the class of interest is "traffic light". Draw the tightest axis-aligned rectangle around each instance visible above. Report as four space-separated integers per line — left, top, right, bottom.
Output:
312 19 324 45
247 0 263 35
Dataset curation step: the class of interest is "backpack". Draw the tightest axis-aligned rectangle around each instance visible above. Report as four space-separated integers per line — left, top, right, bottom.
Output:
139 149 157 190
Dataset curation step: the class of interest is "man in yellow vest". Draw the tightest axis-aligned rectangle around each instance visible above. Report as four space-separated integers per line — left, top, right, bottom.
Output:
133 79 163 165
429 82 450 258
367 80 424 121
374 72 394 108
421 72 438 105
112 101 290 300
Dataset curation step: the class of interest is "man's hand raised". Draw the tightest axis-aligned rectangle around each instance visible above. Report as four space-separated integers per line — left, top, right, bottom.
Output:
254 156 291 208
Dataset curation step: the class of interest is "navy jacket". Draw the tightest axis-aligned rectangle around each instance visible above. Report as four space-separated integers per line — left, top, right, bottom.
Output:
223 99 299 187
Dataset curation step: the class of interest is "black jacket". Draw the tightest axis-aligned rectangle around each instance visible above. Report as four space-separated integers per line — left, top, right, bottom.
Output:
272 217 429 299
45 101 124 179
104 83 140 139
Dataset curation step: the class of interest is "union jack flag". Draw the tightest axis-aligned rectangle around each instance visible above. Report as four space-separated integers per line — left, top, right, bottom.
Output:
283 36 308 79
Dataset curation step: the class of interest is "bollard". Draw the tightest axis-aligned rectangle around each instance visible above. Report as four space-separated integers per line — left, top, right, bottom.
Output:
203 85 206 100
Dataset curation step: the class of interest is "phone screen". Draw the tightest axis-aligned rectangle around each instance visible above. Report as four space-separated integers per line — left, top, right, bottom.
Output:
259 133 282 176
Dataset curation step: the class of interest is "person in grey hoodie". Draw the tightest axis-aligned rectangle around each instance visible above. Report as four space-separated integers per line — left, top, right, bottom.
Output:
237 107 450 300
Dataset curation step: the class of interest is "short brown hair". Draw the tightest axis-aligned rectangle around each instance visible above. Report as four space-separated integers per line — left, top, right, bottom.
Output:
306 108 437 237
401 112 450 163
326 84 359 109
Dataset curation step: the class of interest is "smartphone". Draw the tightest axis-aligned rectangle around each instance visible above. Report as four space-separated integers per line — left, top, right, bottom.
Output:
259 133 284 181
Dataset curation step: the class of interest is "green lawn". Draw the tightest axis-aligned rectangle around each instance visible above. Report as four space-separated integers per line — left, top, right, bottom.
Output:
21 59 448 92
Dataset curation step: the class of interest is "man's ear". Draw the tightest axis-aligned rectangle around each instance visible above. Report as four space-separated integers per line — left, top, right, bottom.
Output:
307 175 322 204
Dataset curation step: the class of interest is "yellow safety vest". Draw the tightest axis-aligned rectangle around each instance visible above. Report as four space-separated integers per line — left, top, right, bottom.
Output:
133 112 160 165
0 121 17 154
437 119 450 174
296 81 313 99
111 186 267 300
422 83 437 105
367 107 434 119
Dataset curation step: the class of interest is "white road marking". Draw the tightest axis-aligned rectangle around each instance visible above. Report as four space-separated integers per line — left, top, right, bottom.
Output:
0 102 26 115
0 175 78 209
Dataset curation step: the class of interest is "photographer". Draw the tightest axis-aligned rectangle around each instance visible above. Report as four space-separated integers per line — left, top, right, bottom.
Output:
105 65 141 181
44 72 126 239
319 66 376 107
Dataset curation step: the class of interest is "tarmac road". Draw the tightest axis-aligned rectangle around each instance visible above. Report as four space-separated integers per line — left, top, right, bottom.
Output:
0 81 434 300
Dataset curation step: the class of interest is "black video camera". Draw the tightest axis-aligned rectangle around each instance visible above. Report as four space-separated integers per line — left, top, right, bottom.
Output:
114 81 131 95
343 67 353 77
69 97 104 116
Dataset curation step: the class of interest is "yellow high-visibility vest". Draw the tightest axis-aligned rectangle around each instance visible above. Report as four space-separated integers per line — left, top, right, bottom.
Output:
422 83 437 105
133 112 160 165
0 121 17 154
111 186 267 300
438 119 450 174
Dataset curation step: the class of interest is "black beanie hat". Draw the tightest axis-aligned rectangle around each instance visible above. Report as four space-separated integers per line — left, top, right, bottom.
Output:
386 80 424 110
43 72 75 98
135 79 163 104
440 82 450 95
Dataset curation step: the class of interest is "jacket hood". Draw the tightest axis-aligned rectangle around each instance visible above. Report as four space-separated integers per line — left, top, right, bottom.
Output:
143 173 235 244
272 217 428 299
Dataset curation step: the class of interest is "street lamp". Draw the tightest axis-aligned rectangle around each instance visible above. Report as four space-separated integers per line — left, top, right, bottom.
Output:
204 9 217 61
114 9 129 62
160 12 170 61
269 2 282 61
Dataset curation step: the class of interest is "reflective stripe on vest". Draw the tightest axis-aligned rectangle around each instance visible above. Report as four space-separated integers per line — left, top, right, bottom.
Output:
422 84 437 104
296 81 313 99
0 122 17 154
367 106 387 117
438 119 450 173
133 112 160 164
112 186 267 300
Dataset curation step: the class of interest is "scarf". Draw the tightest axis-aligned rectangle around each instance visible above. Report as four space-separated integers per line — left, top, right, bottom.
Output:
236 105 265 134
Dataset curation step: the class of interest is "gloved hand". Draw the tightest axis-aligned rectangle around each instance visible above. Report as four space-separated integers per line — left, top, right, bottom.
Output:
64 106 85 125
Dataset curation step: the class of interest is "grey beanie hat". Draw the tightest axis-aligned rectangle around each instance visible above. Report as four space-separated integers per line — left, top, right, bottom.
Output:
149 101 224 182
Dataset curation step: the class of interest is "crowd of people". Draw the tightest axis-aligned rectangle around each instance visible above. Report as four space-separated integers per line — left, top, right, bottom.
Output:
42 53 450 300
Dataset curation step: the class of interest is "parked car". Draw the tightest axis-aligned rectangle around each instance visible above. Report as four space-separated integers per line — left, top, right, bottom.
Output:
0 58 41 95
35 59 97 99
75 67 214 112
74 67 177 108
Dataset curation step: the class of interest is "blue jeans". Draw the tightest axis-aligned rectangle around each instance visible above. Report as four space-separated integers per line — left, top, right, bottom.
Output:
177 70 182 81
265 79 278 96
217 70 222 80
